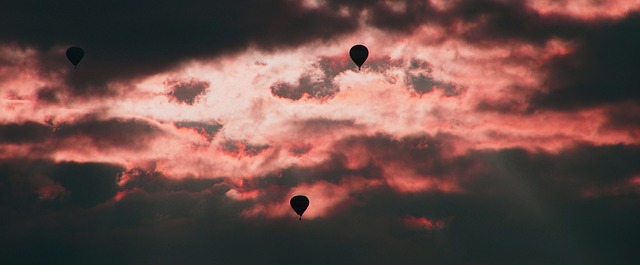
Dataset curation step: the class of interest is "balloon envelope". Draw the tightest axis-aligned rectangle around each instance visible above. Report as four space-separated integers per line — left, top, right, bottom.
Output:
66 47 84 68
349 45 368 70
290 195 309 219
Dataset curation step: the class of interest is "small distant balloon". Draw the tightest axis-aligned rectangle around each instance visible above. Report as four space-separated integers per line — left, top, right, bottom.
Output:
290 195 309 220
349 44 368 70
66 47 84 69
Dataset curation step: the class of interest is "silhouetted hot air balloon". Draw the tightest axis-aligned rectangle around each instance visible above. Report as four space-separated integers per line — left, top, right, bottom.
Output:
66 47 84 69
290 195 309 220
349 44 368 70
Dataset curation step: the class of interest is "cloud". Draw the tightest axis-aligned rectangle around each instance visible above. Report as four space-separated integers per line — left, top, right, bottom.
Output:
0 115 163 153
0 159 124 208
270 74 340 101
531 14 640 110
461 145 640 200
269 55 434 100
50 162 124 207
355 0 600 45
293 118 362 136
600 102 640 138
404 215 451 230
53 115 163 149
3 0 628 105
405 60 460 96
2 139 640 264
221 140 270 158
0 0 358 96
118 168 222 193
251 134 640 222
2 1 640 264
35 86 62 103
269 56 349 101
0 121 52 144
174 121 223 141
166 79 210 105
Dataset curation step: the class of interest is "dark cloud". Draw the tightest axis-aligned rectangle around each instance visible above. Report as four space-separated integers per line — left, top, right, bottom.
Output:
0 121 52 144
35 86 62 103
446 0 587 44
366 0 438 32
0 159 124 209
531 14 640 110
462 145 640 201
316 55 404 76
600 102 640 137
289 143 313 156
341 0 592 45
359 134 640 199
258 133 640 204
293 118 363 136
270 73 340 101
405 63 460 96
175 121 223 141
0 0 358 96
50 162 124 207
3 0 613 101
54 116 162 149
0 115 162 152
119 168 222 193
262 135 640 264
271 56 459 100
166 79 210 105
0 159 50 209
270 82 303 100
2 138 640 264
367 0 640 114
221 140 270 158
269 54 407 100
3 0 602 99
407 74 458 96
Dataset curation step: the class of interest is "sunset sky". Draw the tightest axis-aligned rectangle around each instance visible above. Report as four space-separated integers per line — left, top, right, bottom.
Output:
2 0 640 264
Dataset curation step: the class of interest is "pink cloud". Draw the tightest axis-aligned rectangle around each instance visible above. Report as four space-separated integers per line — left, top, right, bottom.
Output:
242 177 378 220
404 215 451 231
580 175 640 198
1 10 637 186
382 162 460 193
528 0 640 20
226 188 260 200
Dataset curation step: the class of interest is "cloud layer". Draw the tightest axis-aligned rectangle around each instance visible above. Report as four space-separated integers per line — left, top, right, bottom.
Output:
2 0 640 264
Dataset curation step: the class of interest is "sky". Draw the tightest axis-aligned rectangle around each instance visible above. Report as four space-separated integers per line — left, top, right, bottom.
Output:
1 0 640 264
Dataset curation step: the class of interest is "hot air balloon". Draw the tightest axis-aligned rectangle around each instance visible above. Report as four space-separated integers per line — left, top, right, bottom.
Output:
349 44 368 70
66 47 84 69
290 195 309 220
